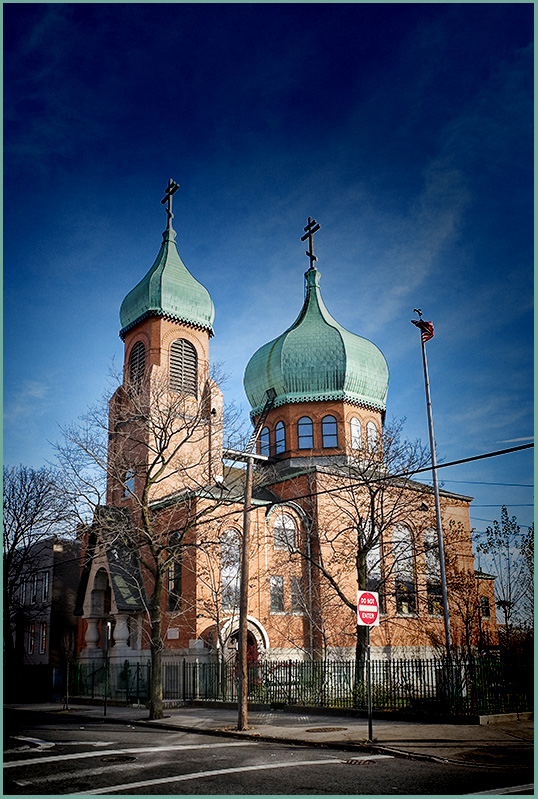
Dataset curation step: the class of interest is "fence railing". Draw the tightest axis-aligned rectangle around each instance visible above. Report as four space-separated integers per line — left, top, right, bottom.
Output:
69 655 532 716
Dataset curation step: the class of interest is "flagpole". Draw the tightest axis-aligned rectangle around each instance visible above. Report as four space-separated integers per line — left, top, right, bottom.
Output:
413 316 452 657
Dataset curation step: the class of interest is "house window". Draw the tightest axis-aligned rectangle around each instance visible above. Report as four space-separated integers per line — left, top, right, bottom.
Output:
350 417 362 450
297 416 313 449
270 576 285 613
290 576 304 614
128 341 146 392
480 596 491 618
221 529 240 610
30 573 38 604
275 421 286 454
27 623 35 654
424 528 442 616
273 513 296 551
322 415 338 448
123 469 135 498
366 422 378 453
393 525 417 615
39 622 47 654
170 338 197 397
259 427 270 456
42 571 50 602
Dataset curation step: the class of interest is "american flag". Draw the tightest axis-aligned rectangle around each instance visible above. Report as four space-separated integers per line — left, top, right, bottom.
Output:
411 319 434 342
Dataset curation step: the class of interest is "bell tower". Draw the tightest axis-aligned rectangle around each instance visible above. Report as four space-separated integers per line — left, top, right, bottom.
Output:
107 181 223 506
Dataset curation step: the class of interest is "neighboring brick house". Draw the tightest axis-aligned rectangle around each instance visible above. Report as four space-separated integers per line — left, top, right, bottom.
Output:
75 192 498 667
11 537 80 699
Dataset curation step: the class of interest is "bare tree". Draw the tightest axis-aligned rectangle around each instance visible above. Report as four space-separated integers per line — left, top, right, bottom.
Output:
56 367 243 719
3 465 72 676
280 418 432 668
477 507 531 655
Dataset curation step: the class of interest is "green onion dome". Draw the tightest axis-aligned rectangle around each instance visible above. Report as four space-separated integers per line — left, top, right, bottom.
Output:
243 266 388 416
119 221 214 340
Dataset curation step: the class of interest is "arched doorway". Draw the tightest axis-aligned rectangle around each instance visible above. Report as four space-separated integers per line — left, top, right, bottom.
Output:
228 630 259 665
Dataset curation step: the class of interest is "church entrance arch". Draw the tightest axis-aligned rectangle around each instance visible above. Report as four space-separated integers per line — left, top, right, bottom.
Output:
220 615 269 663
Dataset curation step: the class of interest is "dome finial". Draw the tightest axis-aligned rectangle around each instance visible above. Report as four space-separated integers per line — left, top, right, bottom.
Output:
301 217 321 271
160 178 180 242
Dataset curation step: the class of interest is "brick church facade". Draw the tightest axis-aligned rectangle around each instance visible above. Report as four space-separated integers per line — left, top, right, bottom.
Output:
75 188 498 667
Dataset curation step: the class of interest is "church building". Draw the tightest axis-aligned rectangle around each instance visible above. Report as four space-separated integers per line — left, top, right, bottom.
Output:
75 185 498 668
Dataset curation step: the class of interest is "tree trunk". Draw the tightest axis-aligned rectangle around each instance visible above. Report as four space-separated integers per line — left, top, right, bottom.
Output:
148 574 164 720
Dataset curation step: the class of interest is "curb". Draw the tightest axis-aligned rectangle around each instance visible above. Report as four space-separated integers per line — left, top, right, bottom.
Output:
128 717 524 769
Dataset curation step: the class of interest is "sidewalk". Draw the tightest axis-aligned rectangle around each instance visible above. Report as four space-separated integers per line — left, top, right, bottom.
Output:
6 702 533 769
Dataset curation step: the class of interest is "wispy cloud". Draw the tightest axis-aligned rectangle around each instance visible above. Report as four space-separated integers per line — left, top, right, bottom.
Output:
4 381 49 423
497 437 534 444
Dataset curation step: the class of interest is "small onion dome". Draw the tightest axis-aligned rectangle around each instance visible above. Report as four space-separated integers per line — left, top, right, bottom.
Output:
119 221 214 340
243 266 388 416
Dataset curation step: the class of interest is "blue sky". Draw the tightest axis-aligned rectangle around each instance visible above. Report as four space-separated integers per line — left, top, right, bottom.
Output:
4 3 533 539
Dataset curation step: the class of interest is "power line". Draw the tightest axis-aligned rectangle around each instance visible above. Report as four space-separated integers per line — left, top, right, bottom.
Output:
421 480 533 488
401 442 533 478
247 442 535 509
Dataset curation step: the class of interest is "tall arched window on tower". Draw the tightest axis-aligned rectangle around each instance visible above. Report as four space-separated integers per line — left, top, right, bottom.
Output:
170 339 197 397
322 415 338 448
273 512 297 551
393 525 417 615
350 417 362 450
366 422 379 453
297 416 313 449
259 427 270 456
129 341 146 392
275 421 286 454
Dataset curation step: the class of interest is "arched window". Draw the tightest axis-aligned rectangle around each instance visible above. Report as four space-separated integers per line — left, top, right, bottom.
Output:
424 528 442 616
393 525 417 615
221 529 240 609
168 556 182 611
322 415 338 448
366 422 378 452
170 338 197 397
275 421 286 454
350 417 362 450
297 416 313 449
129 341 146 392
273 512 297 550
366 526 384 612
259 427 270 456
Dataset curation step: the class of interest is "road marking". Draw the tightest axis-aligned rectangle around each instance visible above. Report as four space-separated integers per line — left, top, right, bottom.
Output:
10 752 394 789
11 736 55 752
68 758 358 795
468 785 534 796
3 741 254 769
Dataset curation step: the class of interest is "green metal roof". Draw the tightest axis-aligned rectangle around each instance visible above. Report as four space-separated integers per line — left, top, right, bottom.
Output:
119 222 214 339
243 266 389 415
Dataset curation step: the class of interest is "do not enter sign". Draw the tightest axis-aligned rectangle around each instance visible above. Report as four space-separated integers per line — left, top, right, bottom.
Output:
357 590 380 626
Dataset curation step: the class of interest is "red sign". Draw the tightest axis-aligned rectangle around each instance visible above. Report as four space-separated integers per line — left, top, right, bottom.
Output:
357 591 380 626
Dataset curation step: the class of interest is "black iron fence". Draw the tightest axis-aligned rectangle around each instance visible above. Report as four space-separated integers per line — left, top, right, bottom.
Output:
69 655 532 717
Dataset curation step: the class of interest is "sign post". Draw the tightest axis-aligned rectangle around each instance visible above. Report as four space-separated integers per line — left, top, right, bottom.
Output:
357 591 380 741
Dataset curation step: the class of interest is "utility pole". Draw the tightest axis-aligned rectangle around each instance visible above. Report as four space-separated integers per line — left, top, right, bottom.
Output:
412 311 452 657
223 447 270 731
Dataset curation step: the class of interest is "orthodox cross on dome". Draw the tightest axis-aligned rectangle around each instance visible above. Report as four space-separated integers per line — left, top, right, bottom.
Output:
301 217 321 269
161 178 180 226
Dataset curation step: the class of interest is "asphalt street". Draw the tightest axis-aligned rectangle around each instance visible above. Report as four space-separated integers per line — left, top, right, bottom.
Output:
3 709 534 795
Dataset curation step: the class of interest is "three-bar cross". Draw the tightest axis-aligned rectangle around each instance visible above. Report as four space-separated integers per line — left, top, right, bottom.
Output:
301 217 321 269
161 178 180 223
